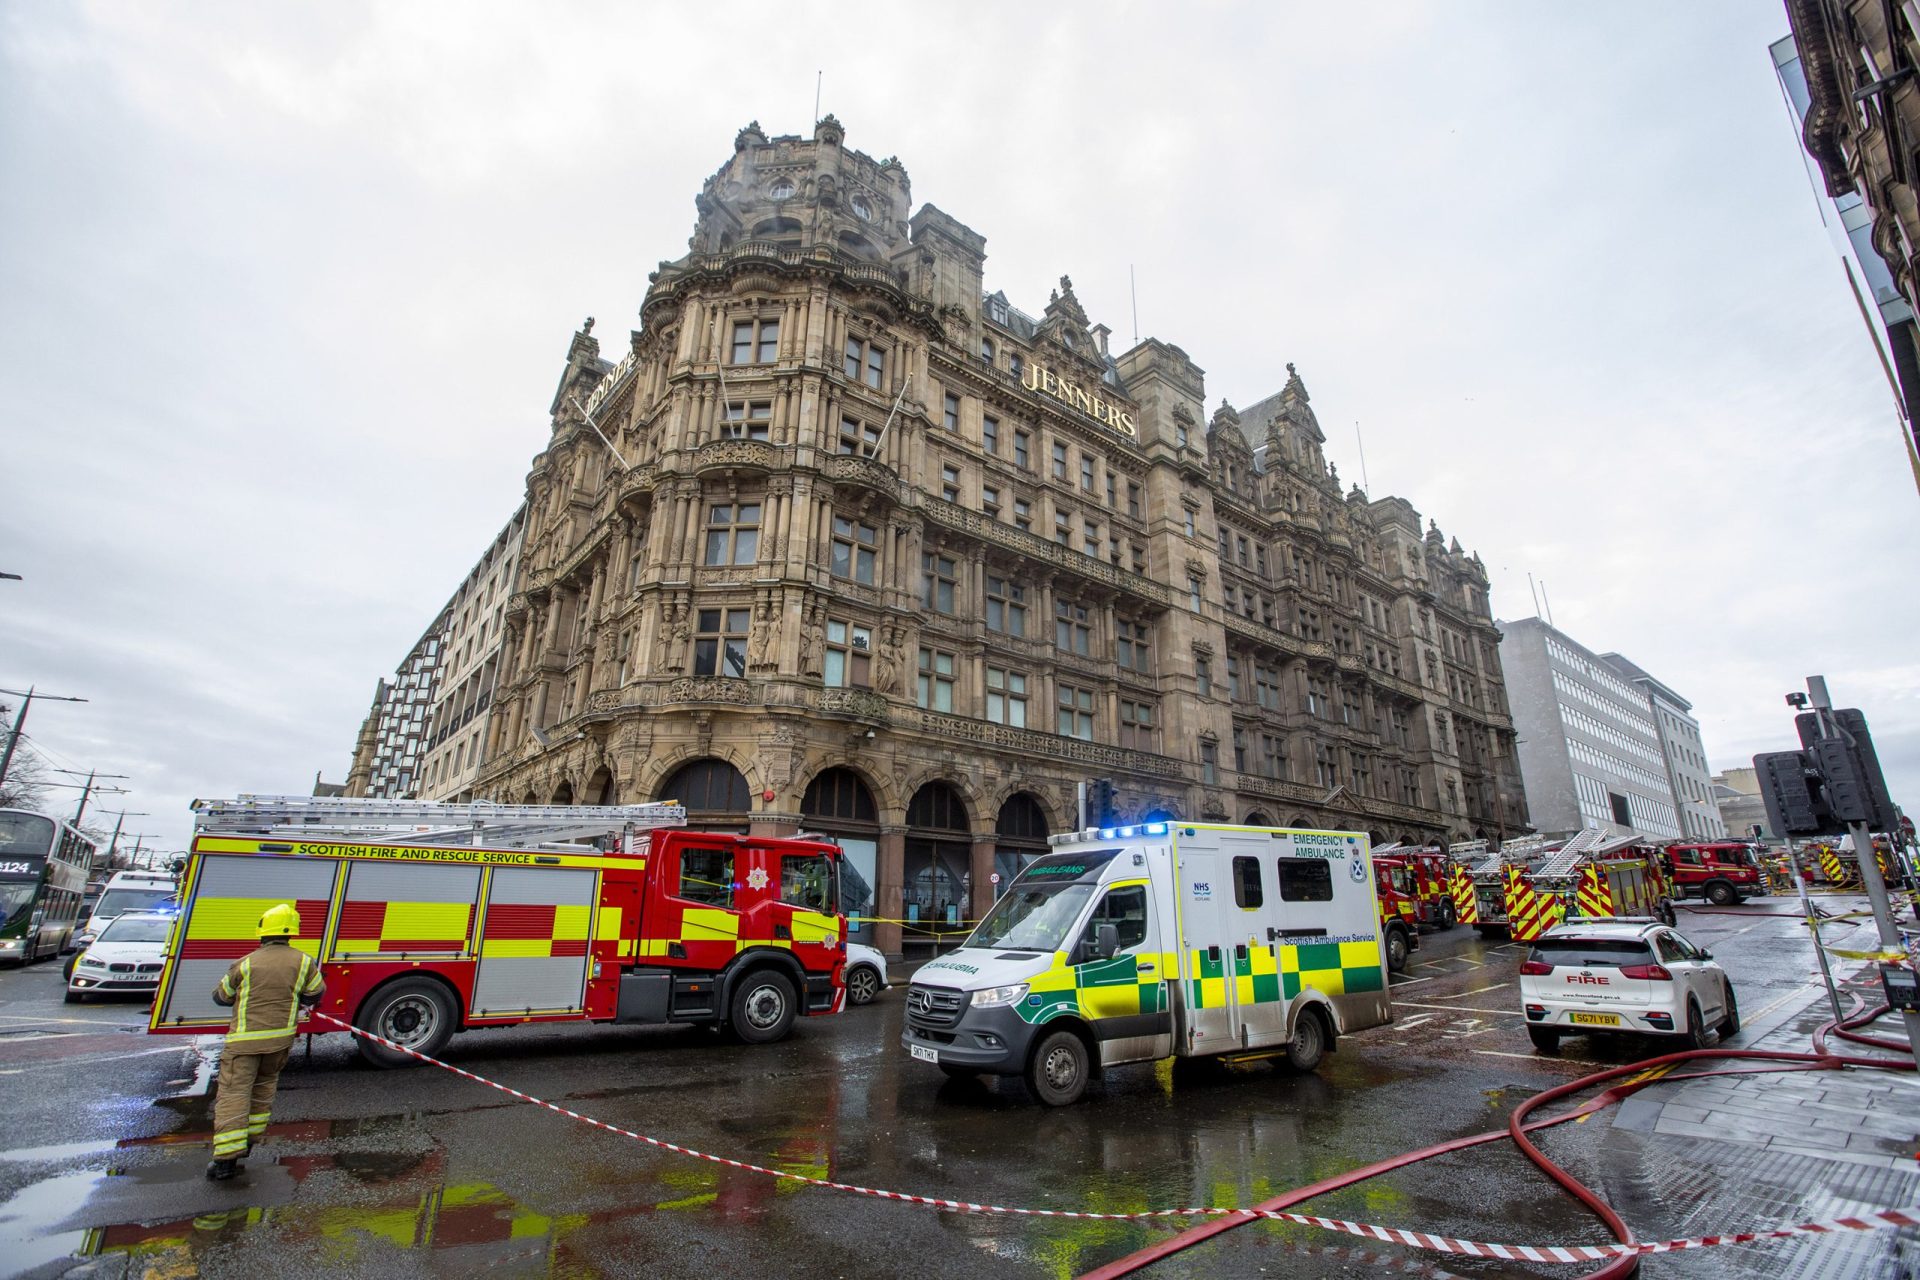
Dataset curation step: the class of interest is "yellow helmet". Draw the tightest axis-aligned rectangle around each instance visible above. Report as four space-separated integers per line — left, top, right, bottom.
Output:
257 903 300 939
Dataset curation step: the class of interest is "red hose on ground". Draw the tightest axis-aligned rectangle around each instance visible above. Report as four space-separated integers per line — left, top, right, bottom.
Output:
1080 1003 1913 1279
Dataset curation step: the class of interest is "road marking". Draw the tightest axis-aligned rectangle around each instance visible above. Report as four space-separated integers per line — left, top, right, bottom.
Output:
0 1013 145 1029
1388 976 1435 988
1391 1013 1445 1032
1420 982 1512 1001
8 1045 187 1071
1474 1049 1612 1068
1739 978 1821 1027
1395 1001 1524 1017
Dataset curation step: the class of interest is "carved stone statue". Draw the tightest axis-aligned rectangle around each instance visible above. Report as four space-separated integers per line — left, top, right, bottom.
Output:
666 603 690 672
747 602 775 669
801 615 825 676
874 625 904 695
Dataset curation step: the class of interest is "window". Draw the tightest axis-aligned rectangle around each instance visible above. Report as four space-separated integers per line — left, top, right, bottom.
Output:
1195 657 1212 697
1014 429 1031 469
1236 535 1250 567
1352 753 1372 796
694 608 750 677
1233 726 1248 770
838 414 881 457
1057 683 1096 739
1341 688 1361 726
1116 619 1152 673
1226 654 1242 701
1277 858 1333 902
1012 498 1032 531
917 648 956 711
721 400 771 440
1261 733 1286 779
1119 699 1156 751
703 502 760 565
985 575 1027 636
1131 544 1146 574
1314 742 1334 788
922 552 957 614
1082 457 1096 491
823 619 872 687
942 464 961 503
1255 664 1281 710
1306 676 1328 718
1105 473 1117 506
981 336 996 362
1054 510 1072 546
982 415 1000 454
982 485 1001 519
1083 519 1100 558
1200 740 1218 784
1055 599 1091 655
1189 577 1203 611
1127 482 1142 519
730 318 779 365
780 853 837 913
1232 856 1264 909
1078 884 1148 954
678 848 735 907
1052 442 1069 479
1175 424 1189 448
943 392 960 432
844 335 885 388
1008 353 1023 378
986 667 1028 726
1218 527 1232 559
1609 792 1632 826
830 516 877 584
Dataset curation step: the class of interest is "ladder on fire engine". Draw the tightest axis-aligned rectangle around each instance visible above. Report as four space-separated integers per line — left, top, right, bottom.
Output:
191 795 688 851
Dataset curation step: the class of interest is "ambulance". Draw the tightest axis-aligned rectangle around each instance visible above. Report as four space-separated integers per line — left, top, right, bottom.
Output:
900 821 1392 1106
149 796 847 1065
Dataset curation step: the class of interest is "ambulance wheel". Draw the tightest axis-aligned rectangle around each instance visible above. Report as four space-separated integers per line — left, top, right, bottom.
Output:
1283 1008 1327 1072
1385 929 1409 974
1528 1027 1561 1054
1704 881 1737 907
728 970 796 1044
1027 1029 1090 1106
356 978 457 1068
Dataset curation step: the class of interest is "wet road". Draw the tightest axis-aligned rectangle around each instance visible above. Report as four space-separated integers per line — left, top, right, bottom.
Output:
0 900 1857 1280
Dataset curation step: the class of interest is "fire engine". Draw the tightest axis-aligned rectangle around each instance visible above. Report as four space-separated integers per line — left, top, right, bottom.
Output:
1463 830 1675 942
149 796 848 1065
1368 853 1420 974
1662 840 1767 905
901 821 1393 1106
1372 844 1459 930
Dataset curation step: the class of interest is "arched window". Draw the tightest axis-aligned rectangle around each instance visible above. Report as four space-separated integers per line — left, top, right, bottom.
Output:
802 767 877 823
803 767 880 938
905 782 971 948
586 767 616 807
550 780 574 805
1244 811 1273 827
658 759 749 814
993 792 1051 895
980 336 996 363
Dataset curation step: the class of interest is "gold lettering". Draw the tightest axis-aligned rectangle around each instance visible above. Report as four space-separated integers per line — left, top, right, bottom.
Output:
1041 368 1059 395
1072 386 1092 413
1021 361 1042 392
1022 362 1137 437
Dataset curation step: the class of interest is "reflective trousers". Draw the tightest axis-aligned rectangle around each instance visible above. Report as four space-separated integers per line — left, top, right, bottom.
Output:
212 1046 290 1159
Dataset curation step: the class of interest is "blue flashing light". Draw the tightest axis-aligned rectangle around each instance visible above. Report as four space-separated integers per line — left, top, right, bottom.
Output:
1099 827 1119 840
1144 822 1169 835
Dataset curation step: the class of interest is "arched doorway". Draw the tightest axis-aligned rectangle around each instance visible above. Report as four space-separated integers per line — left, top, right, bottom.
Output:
551 780 574 805
802 767 879 942
1141 805 1180 824
994 793 1051 896
586 766 615 806
658 758 751 832
1244 810 1273 827
905 781 970 953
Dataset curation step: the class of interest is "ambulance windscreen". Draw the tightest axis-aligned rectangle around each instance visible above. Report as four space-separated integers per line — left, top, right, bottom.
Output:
969 851 1120 953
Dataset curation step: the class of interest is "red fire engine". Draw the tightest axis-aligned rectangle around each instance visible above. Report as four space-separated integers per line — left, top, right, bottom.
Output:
1662 841 1767 905
149 797 847 1065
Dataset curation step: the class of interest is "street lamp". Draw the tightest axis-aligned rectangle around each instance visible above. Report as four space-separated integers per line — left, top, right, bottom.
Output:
0 686 88 787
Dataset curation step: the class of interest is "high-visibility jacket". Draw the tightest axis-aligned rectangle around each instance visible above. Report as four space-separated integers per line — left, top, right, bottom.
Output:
211 943 325 1056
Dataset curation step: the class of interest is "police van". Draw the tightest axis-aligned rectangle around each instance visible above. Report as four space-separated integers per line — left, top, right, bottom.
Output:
901 822 1392 1105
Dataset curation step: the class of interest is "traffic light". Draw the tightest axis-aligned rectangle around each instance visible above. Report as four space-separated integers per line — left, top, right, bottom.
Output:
1754 750 1839 837
1089 778 1116 825
1833 709 1898 832
1792 709 1898 831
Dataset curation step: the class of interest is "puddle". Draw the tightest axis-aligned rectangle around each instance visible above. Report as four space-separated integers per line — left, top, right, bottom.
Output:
0 1139 118 1163
0 1168 107 1278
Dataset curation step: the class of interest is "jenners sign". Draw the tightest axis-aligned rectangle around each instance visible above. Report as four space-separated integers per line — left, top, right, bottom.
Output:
1021 362 1137 437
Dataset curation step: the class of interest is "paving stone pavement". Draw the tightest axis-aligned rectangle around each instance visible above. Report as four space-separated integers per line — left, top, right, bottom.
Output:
1599 960 1919 1279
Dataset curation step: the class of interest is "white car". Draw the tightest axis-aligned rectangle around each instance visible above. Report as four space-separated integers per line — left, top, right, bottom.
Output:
844 942 890 1006
1520 919 1737 1052
66 909 176 1003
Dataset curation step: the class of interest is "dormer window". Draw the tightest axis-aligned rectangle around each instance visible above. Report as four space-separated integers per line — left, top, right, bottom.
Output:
769 180 795 200
988 297 1009 325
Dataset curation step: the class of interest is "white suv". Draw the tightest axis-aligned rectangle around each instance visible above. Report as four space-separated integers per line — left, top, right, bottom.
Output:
1520 919 1737 1053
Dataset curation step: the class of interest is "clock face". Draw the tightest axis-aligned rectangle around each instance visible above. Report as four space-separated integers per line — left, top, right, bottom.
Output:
851 195 871 220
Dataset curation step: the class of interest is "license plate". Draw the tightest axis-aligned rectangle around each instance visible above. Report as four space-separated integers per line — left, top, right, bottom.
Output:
910 1043 939 1063
1569 1012 1620 1027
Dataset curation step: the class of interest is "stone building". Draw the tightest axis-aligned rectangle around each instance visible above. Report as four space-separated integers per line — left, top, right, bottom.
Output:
470 119 1526 953
343 607 449 799
418 507 528 801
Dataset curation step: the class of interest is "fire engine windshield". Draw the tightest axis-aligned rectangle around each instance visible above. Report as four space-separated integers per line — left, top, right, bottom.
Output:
968 882 1096 954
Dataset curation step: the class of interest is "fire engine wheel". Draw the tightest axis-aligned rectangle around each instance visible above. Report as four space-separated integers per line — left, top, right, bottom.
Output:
1385 929 1409 974
1704 881 1738 907
1027 1029 1090 1106
1656 900 1677 927
356 979 457 1068
845 964 882 1006
1283 1008 1327 1072
728 971 797 1044
1437 902 1456 930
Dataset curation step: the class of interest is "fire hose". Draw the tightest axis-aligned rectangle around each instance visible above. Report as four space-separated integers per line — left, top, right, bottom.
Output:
1079 996 1913 1279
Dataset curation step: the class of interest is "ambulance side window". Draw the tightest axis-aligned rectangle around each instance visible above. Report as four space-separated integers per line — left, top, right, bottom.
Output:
1078 885 1148 957
1276 858 1333 902
1232 856 1263 908
779 853 837 913
677 848 735 908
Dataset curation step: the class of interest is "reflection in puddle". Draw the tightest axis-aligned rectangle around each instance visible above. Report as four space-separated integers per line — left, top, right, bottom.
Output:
0 1168 108 1277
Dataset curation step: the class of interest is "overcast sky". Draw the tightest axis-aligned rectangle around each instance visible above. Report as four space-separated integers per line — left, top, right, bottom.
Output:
4 2 1915 855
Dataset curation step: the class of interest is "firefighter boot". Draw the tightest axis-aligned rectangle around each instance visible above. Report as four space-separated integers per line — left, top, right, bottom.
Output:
205 1158 240 1181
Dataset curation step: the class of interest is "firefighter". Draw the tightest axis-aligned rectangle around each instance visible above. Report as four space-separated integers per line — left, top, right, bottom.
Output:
205 902 325 1181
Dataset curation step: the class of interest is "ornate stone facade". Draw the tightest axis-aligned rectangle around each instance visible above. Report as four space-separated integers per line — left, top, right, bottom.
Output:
470 118 1529 953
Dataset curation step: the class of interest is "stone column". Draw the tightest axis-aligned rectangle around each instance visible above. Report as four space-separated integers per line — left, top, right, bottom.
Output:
969 831 997 923
875 825 906 957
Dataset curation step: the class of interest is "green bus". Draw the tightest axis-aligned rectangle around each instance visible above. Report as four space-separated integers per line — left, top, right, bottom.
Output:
0 809 96 965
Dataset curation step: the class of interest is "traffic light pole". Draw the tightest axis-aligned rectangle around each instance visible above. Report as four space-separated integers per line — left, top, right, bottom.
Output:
1787 840 1846 1025
1805 679 1920 1052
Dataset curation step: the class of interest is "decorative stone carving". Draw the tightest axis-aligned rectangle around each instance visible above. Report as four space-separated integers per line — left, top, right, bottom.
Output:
665 677 755 704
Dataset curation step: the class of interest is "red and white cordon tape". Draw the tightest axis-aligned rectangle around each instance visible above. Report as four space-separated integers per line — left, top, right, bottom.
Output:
312 1013 1919 1261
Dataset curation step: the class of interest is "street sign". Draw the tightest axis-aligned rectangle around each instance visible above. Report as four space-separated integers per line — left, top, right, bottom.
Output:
989 872 1001 884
